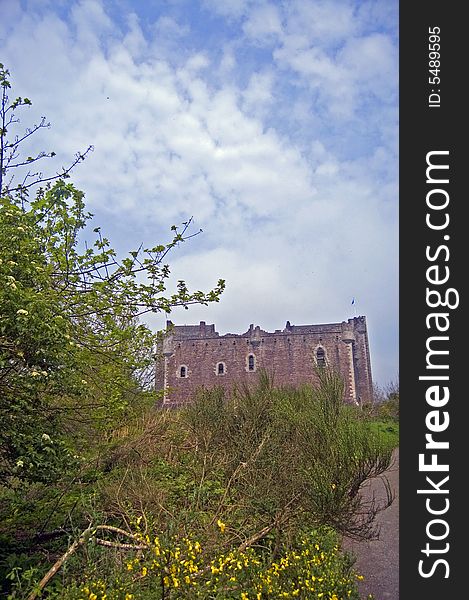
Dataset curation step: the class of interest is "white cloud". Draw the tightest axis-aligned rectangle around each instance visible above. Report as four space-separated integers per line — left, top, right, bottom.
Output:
202 0 252 20
242 3 282 41
0 0 398 385
242 71 274 116
339 33 398 99
281 0 357 46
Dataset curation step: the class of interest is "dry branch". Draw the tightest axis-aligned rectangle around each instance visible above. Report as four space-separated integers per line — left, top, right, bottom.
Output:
26 523 150 600
27 524 93 600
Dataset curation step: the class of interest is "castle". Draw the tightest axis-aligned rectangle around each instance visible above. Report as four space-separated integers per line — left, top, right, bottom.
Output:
155 316 373 406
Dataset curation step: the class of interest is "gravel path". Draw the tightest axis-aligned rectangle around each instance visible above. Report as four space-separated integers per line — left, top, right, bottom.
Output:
342 448 399 600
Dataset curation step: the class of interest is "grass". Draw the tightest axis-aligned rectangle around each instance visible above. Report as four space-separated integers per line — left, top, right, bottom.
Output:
366 420 399 451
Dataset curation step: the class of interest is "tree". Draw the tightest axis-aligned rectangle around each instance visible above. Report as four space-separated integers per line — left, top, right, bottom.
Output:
0 62 93 199
0 63 225 486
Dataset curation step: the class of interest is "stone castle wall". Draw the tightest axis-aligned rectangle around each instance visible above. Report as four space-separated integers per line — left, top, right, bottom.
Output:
155 316 373 406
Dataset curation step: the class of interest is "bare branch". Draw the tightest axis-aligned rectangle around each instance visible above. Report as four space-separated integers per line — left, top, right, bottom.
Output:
25 522 150 600
6 145 94 194
95 538 148 550
26 523 93 600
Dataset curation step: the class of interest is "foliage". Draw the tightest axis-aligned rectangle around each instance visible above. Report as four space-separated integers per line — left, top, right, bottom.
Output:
375 393 399 423
369 379 399 423
2 371 393 599
8 524 363 600
177 369 394 542
365 421 399 451
0 182 224 487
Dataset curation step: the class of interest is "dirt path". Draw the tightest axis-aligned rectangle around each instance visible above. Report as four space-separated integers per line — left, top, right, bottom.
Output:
342 448 399 600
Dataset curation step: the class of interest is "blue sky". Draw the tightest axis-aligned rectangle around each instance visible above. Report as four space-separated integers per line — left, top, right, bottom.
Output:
0 0 398 387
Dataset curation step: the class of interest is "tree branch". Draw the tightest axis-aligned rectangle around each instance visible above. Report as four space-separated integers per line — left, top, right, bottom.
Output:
26 523 93 600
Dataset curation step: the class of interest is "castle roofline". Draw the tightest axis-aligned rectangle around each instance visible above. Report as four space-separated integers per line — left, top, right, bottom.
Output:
166 316 367 341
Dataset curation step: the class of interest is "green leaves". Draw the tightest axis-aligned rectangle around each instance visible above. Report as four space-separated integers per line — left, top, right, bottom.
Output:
1 179 224 486
0 62 12 89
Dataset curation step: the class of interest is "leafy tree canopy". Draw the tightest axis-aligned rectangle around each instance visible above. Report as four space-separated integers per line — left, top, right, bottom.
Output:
0 62 225 486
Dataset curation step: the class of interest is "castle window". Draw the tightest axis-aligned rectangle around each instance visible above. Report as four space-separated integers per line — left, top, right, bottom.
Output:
248 354 256 372
316 347 326 368
179 365 188 378
217 362 226 375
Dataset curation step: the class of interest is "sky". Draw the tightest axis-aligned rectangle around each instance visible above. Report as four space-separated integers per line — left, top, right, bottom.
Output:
0 0 398 387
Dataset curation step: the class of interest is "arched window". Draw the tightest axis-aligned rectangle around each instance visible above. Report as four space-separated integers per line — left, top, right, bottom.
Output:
180 365 187 378
248 354 256 371
217 362 225 375
316 347 326 367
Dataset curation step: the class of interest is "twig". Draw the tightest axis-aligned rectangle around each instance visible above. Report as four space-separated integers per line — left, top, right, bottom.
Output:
238 524 275 553
209 432 270 526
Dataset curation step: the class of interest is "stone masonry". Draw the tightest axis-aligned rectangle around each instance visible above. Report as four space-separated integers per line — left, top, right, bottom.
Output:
155 316 373 406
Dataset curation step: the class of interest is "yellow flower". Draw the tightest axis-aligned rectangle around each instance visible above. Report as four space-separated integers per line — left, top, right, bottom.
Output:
217 519 226 533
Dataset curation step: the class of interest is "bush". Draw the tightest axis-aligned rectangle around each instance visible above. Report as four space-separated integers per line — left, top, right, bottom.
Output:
34 526 363 600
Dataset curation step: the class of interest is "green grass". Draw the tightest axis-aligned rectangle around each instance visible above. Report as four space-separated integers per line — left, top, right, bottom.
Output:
367 420 399 450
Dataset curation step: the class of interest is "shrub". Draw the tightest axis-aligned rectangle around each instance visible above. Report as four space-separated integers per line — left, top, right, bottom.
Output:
43 526 363 600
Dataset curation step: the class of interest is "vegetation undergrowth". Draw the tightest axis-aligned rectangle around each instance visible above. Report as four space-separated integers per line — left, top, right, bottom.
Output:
2 370 395 599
